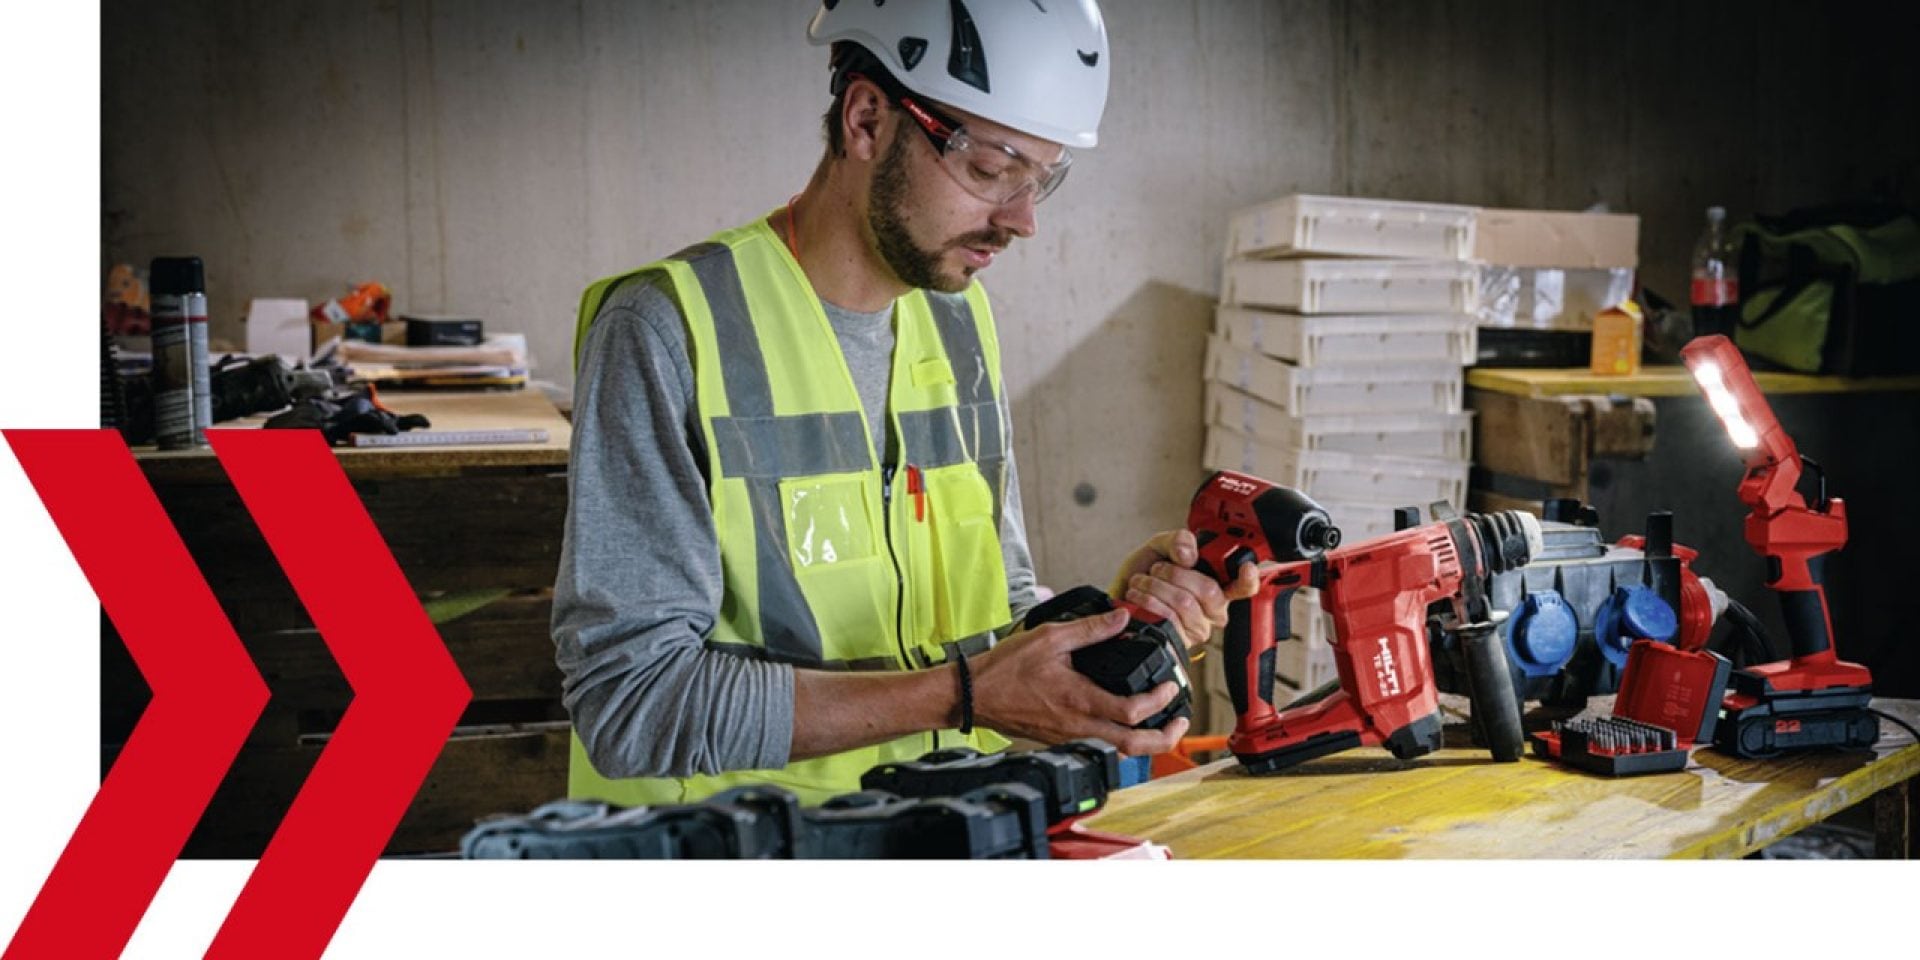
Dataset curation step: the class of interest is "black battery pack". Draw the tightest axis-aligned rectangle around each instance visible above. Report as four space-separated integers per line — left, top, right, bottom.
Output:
1023 586 1192 730
861 740 1120 824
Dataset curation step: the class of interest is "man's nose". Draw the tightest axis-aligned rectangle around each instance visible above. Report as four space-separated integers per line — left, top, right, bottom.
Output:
990 189 1038 239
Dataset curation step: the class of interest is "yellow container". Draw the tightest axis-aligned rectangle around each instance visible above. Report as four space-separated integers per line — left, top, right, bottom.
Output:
1589 300 1643 376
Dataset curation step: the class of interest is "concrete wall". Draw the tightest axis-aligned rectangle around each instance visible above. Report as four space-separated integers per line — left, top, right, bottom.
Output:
104 0 1920 591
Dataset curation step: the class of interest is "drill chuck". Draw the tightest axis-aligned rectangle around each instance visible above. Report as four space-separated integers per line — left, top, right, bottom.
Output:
1468 510 1544 575
1299 515 1341 554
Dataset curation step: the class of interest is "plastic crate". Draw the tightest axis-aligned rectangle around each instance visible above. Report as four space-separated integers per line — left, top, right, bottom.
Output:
1205 336 1463 415
1203 425 1470 507
1289 587 1334 650
1275 586 1340 697
1274 635 1339 701
1226 194 1478 262
1204 382 1472 461
1223 258 1479 315
1214 306 1478 368
1312 498 1413 543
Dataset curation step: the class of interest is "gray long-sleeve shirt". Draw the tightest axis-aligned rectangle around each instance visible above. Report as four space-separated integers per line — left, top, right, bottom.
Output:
553 275 1038 780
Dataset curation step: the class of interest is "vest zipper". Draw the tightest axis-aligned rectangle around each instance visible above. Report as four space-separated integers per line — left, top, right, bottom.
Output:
880 464 912 674
883 464 941 753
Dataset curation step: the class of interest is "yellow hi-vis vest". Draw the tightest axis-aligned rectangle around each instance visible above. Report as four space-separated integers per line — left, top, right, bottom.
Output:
567 215 1014 806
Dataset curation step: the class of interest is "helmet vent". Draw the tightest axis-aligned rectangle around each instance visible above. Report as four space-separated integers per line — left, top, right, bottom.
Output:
898 37 927 71
946 0 991 93
1078 48 1099 67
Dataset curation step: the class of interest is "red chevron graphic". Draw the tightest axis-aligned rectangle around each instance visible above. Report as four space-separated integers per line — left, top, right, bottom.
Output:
204 430 471 958
1 430 269 960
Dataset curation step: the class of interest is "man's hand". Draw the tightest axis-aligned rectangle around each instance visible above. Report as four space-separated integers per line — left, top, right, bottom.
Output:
969 608 1190 757
1109 529 1263 648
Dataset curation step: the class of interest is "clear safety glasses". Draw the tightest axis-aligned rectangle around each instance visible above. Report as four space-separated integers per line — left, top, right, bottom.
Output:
894 92 1072 207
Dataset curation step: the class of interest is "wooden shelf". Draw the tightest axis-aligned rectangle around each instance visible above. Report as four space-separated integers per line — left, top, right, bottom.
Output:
1468 365 1920 399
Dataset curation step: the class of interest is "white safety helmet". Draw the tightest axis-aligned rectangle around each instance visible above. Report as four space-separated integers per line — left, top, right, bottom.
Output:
807 0 1111 149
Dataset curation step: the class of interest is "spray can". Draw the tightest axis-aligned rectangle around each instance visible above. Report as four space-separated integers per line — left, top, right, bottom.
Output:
149 257 205 448
187 277 211 440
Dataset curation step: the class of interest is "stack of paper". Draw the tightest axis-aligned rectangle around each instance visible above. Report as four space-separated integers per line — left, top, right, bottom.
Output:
335 333 530 390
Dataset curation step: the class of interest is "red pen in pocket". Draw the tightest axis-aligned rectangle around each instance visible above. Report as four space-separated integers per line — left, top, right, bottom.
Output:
906 465 926 522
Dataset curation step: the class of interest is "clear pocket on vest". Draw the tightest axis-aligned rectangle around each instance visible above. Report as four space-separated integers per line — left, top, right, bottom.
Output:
779 473 894 663
921 463 1010 641
780 474 878 568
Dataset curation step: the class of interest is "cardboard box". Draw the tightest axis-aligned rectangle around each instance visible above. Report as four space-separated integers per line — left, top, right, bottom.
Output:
1473 208 1639 270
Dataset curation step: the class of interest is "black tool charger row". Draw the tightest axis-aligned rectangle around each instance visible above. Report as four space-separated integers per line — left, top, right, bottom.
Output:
462 740 1121 860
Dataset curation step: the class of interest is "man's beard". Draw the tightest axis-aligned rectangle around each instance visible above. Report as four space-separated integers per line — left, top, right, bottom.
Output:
868 122 1011 293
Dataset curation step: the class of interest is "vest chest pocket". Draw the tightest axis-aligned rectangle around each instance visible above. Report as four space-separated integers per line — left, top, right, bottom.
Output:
920 462 1009 642
778 473 894 664
779 474 879 568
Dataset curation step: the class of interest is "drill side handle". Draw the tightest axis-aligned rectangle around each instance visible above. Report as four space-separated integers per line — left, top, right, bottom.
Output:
1223 585 1297 729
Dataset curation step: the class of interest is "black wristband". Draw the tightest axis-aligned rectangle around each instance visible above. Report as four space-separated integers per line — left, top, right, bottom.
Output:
954 649 974 736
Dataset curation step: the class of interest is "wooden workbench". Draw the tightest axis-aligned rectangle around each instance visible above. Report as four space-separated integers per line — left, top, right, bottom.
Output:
110 389 576 856
1087 699 1920 858
135 388 571 481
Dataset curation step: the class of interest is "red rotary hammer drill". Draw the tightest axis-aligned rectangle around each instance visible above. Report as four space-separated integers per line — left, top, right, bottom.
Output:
1188 471 1544 774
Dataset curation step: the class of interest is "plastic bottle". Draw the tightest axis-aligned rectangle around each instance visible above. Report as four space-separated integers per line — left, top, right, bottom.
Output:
1690 206 1739 338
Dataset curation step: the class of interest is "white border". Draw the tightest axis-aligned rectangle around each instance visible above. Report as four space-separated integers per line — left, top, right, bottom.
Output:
1 5 1911 957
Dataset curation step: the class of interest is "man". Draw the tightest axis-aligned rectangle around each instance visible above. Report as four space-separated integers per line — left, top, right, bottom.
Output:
555 0 1259 807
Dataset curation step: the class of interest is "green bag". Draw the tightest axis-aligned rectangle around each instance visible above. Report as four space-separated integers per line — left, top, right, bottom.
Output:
1734 207 1920 375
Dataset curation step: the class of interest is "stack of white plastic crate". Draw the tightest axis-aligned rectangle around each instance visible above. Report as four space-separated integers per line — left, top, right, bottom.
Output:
1203 194 1480 700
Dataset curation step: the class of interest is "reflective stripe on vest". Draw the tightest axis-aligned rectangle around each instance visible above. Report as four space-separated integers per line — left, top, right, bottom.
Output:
693 240 831 663
927 293 1008 529
567 215 1014 807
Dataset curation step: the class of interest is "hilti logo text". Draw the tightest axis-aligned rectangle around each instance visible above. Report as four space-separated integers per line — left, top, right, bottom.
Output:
1372 637 1402 698
1218 476 1258 496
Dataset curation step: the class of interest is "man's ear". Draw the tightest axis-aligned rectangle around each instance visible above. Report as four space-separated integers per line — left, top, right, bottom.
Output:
842 78 889 163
